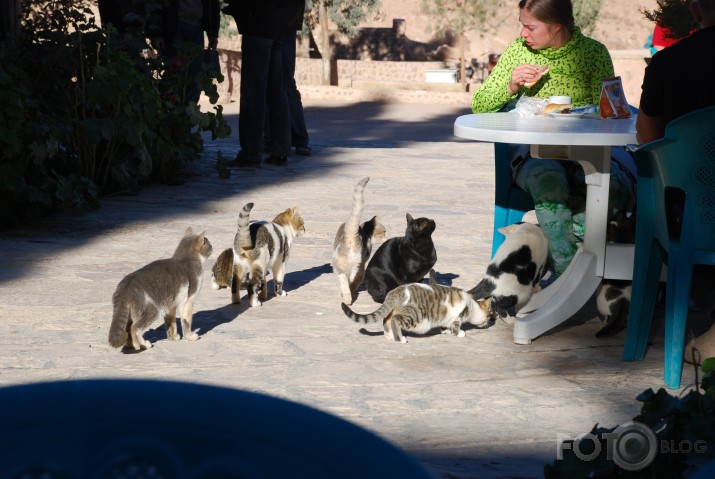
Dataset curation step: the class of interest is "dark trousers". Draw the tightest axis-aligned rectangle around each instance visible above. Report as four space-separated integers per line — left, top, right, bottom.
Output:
282 30 309 148
239 34 290 161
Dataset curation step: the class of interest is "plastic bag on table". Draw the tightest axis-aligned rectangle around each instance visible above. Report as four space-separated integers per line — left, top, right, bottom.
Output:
509 95 549 117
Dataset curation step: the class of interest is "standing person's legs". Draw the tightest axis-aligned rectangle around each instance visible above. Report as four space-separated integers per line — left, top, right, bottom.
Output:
237 34 273 165
515 158 580 276
265 37 291 163
281 30 310 154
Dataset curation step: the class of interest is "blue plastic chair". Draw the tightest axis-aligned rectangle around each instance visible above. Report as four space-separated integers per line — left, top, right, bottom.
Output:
491 142 534 257
0 379 435 479
623 105 715 389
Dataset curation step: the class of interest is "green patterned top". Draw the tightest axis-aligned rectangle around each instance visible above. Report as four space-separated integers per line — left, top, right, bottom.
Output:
471 28 614 113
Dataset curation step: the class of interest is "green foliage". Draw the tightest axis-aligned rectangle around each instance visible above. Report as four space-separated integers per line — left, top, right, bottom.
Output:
545 364 715 478
642 0 699 40
573 0 604 36
421 0 504 39
304 0 382 37
0 0 230 229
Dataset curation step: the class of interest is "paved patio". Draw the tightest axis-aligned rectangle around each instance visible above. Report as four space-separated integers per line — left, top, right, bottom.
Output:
0 99 706 478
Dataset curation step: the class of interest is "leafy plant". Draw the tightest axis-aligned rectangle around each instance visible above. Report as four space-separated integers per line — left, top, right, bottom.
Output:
545 360 715 478
642 0 700 40
573 0 605 36
0 0 230 228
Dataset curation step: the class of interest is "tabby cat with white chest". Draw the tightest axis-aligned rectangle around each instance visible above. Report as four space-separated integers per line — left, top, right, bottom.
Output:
341 282 492 343
468 222 549 321
365 213 437 303
331 176 387 304
211 202 305 306
108 227 213 350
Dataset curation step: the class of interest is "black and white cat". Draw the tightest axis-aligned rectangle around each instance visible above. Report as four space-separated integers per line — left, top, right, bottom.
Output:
342 282 492 343
365 213 437 303
595 280 632 337
595 215 636 337
468 222 549 321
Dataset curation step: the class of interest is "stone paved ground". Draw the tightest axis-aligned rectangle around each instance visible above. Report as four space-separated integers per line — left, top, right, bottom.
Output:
0 99 706 478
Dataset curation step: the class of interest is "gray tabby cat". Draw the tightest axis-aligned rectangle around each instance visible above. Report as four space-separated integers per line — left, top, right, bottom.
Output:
341 282 492 343
109 227 213 350
211 202 305 306
331 176 387 304
468 222 549 321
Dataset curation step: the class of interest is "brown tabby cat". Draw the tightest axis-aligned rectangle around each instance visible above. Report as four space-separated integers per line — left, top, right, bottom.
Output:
331 176 387 304
341 282 492 343
211 202 305 306
109 228 213 350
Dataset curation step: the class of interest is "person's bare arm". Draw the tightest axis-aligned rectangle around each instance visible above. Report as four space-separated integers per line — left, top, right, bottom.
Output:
636 108 666 144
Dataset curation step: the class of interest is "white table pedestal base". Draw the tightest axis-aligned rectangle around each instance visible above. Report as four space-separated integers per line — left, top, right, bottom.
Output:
513 249 601 344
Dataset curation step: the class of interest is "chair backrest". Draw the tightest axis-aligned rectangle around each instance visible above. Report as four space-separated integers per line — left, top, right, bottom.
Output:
635 106 715 253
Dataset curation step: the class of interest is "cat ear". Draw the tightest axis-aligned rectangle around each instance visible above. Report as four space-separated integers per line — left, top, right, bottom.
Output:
406 213 413 223
497 224 520 235
185 227 194 235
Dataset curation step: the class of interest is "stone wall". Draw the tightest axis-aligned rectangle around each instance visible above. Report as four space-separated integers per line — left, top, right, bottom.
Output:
214 48 649 107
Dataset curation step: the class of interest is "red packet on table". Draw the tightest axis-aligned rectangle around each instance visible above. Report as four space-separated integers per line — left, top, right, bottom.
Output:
599 76 631 119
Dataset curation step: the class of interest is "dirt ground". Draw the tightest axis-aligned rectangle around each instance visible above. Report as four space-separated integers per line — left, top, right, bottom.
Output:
360 0 660 61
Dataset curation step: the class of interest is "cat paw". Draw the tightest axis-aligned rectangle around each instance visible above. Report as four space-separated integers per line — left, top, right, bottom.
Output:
276 291 287 297
399 337 408 344
249 297 261 307
457 330 466 337
184 332 199 341
167 331 180 341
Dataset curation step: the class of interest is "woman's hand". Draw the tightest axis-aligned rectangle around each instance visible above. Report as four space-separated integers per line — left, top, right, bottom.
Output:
508 64 549 95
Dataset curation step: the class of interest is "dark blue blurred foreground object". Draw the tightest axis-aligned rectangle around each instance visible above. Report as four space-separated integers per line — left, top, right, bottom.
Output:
0 379 435 479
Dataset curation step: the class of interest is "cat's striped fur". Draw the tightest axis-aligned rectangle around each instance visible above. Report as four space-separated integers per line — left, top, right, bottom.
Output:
341 282 492 343
331 176 387 304
211 202 305 306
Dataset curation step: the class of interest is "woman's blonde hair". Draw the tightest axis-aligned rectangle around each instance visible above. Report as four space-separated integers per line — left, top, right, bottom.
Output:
518 0 575 32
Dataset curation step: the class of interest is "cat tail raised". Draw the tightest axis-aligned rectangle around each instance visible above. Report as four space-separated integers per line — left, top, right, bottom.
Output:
108 302 130 348
234 202 254 251
341 293 397 324
345 177 370 236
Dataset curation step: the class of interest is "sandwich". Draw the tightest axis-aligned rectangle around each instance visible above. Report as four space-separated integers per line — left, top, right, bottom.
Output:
524 67 549 88
543 103 573 116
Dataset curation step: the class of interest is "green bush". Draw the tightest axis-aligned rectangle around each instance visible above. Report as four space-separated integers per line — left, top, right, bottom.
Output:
545 359 715 478
0 0 230 229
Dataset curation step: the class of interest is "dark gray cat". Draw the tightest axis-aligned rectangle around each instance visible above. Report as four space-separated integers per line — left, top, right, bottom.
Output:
365 213 437 303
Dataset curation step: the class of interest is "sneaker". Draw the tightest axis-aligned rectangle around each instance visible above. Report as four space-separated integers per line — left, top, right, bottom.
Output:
265 155 288 165
294 145 312 156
